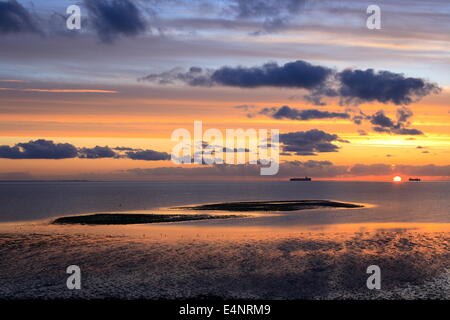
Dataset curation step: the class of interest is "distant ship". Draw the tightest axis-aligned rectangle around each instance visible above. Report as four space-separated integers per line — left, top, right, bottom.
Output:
290 177 312 181
408 178 421 182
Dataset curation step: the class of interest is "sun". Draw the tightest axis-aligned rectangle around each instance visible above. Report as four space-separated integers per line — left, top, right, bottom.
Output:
393 176 402 182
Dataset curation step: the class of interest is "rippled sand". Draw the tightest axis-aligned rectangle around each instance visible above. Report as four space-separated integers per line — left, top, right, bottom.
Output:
0 222 449 299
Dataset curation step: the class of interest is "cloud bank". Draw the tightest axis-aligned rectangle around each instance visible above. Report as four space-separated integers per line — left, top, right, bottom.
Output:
140 61 333 90
122 161 450 179
141 60 441 106
0 140 169 160
3 160 449 180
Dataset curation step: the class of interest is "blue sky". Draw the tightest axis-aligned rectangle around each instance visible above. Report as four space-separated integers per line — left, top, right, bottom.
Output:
1 0 449 85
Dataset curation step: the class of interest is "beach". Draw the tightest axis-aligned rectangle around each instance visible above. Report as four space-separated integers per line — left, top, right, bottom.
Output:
0 221 449 299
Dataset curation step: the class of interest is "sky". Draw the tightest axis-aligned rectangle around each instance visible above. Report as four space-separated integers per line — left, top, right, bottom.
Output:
0 0 449 181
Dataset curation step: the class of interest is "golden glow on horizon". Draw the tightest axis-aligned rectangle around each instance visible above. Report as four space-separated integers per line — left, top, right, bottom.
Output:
393 176 402 182
0 84 449 179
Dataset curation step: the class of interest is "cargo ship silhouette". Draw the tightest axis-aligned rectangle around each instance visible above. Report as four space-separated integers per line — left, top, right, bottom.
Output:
290 177 312 181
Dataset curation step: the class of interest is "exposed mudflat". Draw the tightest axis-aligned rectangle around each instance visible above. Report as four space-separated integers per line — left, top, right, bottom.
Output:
0 225 448 300
176 200 363 212
52 213 241 225
51 200 364 226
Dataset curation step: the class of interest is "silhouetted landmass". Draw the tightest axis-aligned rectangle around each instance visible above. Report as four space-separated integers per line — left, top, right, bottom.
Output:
52 213 240 225
177 200 363 212
0 180 92 182
52 200 362 225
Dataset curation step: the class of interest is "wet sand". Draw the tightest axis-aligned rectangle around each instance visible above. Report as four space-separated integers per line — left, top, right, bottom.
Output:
0 220 449 300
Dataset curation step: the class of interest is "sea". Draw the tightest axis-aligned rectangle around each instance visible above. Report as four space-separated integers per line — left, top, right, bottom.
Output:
0 181 449 226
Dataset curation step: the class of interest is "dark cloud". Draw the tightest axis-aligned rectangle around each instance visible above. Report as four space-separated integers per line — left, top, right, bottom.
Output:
203 144 250 153
351 115 365 125
0 0 39 34
178 143 251 165
79 146 117 158
126 149 171 161
141 60 333 89
114 146 135 151
370 111 396 128
84 0 148 42
0 139 78 159
396 106 413 123
303 86 339 106
278 129 347 156
372 126 392 133
259 105 350 121
390 128 423 135
210 61 332 89
338 69 441 105
369 107 423 135
140 61 440 106
0 140 170 161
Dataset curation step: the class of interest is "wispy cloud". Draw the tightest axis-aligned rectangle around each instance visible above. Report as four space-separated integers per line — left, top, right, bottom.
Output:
0 88 118 94
0 79 27 83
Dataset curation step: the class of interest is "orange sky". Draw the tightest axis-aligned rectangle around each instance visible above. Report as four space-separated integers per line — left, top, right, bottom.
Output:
0 87 449 176
0 0 449 180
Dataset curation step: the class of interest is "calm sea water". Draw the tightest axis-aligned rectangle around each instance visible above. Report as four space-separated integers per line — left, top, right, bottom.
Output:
0 181 449 225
